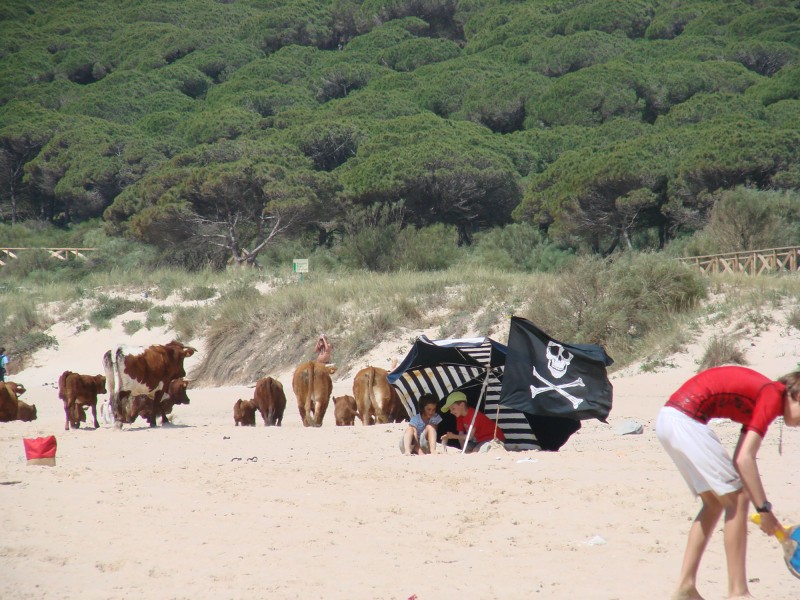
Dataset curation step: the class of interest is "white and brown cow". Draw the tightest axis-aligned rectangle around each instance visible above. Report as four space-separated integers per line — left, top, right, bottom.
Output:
102 341 196 428
253 376 286 426
292 361 334 427
58 371 107 430
352 366 407 425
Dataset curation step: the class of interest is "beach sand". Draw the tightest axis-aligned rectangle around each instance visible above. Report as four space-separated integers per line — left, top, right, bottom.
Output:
2 312 799 600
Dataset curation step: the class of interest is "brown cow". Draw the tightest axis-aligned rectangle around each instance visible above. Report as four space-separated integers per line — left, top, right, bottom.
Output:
58 371 107 430
253 376 286 426
352 366 407 425
0 381 33 422
333 395 357 426
103 341 196 428
114 378 189 426
292 361 334 427
157 378 191 425
233 399 257 426
118 392 156 425
16 399 37 422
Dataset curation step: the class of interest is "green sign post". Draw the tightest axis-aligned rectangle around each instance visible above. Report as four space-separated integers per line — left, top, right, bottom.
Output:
293 258 309 284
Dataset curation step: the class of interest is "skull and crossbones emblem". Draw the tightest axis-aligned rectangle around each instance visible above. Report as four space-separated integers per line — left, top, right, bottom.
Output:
529 342 585 409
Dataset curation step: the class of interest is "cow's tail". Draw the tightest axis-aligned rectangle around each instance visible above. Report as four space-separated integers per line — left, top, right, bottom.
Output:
57 371 70 402
308 361 317 402
101 350 116 425
367 367 377 416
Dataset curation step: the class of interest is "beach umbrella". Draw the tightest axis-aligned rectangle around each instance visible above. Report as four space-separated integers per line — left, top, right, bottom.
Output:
388 336 540 450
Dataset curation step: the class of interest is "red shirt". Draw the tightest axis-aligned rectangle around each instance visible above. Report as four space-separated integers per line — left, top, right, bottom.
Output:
456 407 505 443
666 366 785 437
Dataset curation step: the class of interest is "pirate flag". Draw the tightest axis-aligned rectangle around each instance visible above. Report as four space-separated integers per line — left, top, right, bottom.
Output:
500 317 613 422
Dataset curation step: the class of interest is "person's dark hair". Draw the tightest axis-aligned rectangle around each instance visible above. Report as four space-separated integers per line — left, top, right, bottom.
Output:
417 393 438 412
0 347 5 353
778 370 800 399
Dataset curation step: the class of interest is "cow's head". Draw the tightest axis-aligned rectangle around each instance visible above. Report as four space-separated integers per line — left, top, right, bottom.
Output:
162 343 197 381
18 402 37 422
166 341 197 358
167 378 191 405
94 375 107 395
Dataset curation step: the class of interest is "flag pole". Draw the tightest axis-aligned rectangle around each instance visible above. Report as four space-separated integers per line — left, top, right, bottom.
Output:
462 366 492 454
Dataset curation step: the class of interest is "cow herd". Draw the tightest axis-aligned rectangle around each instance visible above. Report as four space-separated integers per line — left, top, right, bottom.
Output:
237 363 407 428
0 341 409 430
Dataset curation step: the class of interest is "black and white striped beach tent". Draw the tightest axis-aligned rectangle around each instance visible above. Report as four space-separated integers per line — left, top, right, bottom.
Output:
387 336 540 451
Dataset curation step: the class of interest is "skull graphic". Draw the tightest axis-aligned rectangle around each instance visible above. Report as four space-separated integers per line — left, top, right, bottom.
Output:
545 341 573 379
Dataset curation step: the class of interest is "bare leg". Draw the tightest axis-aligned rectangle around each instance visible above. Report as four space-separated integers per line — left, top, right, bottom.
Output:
672 491 723 600
723 490 752 599
425 425 438 454
402 427 417 455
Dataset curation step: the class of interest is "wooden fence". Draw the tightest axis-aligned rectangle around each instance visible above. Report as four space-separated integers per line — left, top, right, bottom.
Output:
678 246 800 276
0 247 96 267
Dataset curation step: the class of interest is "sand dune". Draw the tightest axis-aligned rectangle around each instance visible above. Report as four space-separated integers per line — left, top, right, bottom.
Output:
2 309 799 600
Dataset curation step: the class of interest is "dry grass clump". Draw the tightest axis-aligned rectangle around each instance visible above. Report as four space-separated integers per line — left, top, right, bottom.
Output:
698 334 748 371
193 256 707 384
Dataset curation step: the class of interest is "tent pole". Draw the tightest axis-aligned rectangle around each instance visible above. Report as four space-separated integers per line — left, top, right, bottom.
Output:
462 367 492 454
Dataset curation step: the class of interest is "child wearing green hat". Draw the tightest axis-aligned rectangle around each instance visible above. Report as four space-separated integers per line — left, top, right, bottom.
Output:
440 390 505 452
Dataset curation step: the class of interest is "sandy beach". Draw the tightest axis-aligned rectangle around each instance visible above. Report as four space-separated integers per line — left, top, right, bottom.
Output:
2 312 799 600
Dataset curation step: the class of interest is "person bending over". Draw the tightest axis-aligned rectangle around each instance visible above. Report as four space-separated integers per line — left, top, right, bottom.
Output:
655 366 800 600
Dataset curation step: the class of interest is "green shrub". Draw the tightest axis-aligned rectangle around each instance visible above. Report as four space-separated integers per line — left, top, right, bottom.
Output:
685 188 800 255
123 320 144 335
181 286 217 301
394 224 463 271
786 306 800 332
171 305 208 341
88 295 152 329
145 306 170 329
467 223 574 272
698 334 748 371
12 331 58 360
516 253 706 362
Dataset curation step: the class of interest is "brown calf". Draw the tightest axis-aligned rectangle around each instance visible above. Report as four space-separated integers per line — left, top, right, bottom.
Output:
58 371 107 430
233 399 257 426
253 376 286 426
333 395 357 426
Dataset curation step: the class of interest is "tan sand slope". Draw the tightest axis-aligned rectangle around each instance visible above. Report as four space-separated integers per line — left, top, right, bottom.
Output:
1 309 799 599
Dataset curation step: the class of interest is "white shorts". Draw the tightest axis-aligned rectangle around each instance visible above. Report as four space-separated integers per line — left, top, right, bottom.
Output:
655 406 742 498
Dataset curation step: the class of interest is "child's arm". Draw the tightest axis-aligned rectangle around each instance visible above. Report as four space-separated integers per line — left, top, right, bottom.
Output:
734 429 779 534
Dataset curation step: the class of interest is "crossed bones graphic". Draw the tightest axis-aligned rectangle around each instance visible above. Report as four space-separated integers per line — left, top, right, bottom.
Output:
529 367 585 409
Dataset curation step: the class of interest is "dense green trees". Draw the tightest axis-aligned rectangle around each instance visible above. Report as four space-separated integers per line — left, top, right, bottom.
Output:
2 0 800 267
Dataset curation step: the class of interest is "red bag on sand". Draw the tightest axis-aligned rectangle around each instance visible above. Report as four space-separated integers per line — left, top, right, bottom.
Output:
23 435 57 465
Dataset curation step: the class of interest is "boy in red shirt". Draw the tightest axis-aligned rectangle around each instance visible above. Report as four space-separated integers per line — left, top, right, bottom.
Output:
440 391 505 452
655 366 800 600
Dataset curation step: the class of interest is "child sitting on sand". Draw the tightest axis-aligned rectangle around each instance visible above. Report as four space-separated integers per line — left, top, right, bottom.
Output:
439 390 505 452
400 394 442 455
655 366 800 600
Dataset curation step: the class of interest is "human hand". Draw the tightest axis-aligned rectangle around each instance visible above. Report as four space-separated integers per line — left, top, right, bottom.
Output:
757 510 780 536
